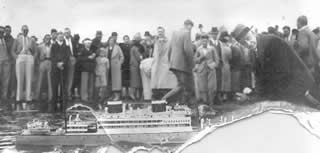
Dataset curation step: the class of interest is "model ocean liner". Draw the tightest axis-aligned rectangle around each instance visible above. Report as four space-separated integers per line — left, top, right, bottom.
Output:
16 101 200 146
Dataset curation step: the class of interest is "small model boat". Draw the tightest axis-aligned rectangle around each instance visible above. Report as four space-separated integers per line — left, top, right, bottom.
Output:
26 119 51 135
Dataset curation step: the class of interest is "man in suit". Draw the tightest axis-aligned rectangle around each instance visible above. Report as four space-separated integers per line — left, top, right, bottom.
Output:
4 25 15 101
64 27 76 99
51 32 70 112
296 16 320 81
11 25 37 110
35 34 52 107
163 19 195 106
0 26 10 103
232 24 318 104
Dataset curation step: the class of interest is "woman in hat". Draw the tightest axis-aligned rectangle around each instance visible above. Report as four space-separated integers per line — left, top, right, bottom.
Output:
216 32 232 102
129 33 145 100
105 37 124 101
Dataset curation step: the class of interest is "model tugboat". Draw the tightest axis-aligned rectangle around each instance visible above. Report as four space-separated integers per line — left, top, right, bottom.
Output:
26 119 51 135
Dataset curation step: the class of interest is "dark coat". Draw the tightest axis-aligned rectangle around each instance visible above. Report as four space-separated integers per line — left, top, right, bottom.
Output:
239 44 256 90
76 47 96 72
64 37 76 55
119 43 131 87
4 35 14 60
230 43 243 70
73 42 83 58
130 44 144 88
230 42 243 92
50 42 71 71
168 29 194 74
119 43 131 70
255 34 314 99
90 37 102 53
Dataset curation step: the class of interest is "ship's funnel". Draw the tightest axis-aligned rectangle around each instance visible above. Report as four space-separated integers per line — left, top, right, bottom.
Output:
151 100 167 112
107 101 123 113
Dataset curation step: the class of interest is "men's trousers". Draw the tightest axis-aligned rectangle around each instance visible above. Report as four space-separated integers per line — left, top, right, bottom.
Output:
140 67 152 100
67 56 76 97
163 69 194 105
35 60 52 101
80 72 94 101
0 59 10 99
8 61 16 99
51 67 68 111
16 54 34 101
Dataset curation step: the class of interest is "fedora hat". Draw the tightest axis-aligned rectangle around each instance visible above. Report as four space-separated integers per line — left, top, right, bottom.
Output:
209 27 219 34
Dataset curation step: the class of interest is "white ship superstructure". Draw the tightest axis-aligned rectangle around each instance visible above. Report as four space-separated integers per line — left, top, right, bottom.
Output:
94 103 193 134
17 103 199 146
67 113 97 133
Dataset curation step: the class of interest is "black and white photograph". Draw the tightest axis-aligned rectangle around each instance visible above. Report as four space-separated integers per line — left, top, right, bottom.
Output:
1 0 320 153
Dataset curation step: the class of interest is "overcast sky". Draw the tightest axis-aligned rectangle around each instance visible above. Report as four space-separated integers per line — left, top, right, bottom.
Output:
0 0 318 41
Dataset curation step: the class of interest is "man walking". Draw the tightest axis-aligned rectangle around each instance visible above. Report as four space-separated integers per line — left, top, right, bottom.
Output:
163 19 195 106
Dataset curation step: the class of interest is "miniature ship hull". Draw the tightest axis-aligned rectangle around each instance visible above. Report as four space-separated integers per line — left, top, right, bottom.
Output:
16 129 199 146
28 129 50 135
16 133 111 146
